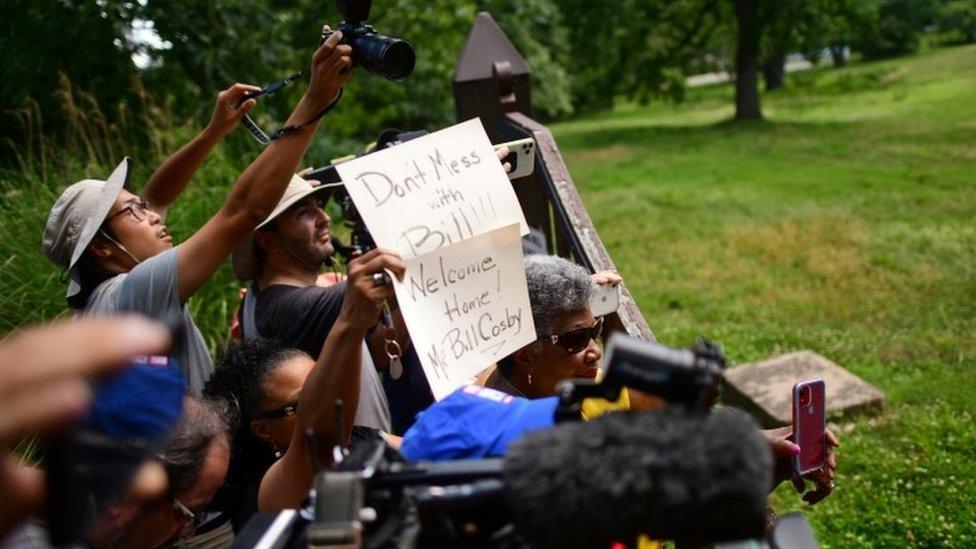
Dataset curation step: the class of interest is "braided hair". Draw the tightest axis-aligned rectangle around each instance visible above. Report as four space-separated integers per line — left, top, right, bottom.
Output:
203 340 308 527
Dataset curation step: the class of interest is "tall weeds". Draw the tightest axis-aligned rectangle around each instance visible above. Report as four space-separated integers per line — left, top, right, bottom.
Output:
0 75 245 348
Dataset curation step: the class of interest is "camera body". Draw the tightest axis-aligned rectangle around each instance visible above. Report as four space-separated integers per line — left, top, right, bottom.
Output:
601 334 726 409
552 334 726 420
322 0 416 80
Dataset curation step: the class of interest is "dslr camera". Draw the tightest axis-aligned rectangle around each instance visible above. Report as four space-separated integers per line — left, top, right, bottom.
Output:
322 0 416 80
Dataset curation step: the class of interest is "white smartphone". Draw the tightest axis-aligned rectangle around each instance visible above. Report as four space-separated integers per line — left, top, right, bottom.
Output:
494 137 536 180
589 282 620 317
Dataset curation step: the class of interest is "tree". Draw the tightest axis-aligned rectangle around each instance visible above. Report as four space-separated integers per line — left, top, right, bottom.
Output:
812 0 881 67
0 0 140 162
854 0 937 59
133 0 572 150
558 0 725 111
937 0 976 44
733 0 763 119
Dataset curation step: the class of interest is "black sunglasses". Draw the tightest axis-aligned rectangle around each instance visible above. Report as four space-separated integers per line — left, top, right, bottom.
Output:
546 317 604 355
252 401 299 420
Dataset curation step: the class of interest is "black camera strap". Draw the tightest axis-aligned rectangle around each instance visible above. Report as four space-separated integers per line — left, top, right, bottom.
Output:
237 71 344 145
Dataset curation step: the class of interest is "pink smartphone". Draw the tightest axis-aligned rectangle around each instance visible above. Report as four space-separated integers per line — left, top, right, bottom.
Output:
792 379 827 476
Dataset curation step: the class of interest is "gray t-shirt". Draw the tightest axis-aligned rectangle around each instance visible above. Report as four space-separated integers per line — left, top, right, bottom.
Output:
86 246 213 393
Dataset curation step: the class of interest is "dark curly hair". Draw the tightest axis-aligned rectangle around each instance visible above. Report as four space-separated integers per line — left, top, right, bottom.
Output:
203 339 308 529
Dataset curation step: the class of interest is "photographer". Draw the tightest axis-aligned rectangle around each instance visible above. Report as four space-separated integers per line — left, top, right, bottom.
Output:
208 249 405 520
231 175 398 432
230 147 516 431
42 30 354 393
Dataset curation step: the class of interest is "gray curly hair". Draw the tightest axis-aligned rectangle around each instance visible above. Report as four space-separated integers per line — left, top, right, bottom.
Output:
524 255 593 339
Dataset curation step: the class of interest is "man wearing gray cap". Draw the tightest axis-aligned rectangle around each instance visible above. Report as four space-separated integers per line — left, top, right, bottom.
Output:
41 31 355 394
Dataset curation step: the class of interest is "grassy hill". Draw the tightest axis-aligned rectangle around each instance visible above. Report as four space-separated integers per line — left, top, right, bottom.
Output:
1 42 974 547
552 45 976 547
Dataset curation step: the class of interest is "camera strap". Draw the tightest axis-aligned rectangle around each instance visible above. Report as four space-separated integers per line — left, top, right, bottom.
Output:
237 71 344 145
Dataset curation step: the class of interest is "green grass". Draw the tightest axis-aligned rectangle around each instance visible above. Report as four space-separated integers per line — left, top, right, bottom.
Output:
2 43 974 547
552 45 976 547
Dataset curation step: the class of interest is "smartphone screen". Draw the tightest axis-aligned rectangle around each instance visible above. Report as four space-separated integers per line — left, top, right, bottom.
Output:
792 379 826 476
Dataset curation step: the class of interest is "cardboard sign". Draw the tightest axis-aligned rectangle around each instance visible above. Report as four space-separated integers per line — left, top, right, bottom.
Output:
335 119 528 258
393 224 535 400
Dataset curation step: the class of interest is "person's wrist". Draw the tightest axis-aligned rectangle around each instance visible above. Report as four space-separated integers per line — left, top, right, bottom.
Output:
201 122 227 142
300 85 340 113
334 315 371 338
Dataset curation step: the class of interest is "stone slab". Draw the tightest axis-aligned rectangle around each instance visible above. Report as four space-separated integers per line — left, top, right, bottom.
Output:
722 350 885 428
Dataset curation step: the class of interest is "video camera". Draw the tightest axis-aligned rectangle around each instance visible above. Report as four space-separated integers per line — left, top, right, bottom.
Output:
233 409 818 549
554 333 726 420
323 0 416 81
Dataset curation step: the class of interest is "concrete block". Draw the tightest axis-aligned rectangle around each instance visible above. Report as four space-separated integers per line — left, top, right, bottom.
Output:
722 350 885 428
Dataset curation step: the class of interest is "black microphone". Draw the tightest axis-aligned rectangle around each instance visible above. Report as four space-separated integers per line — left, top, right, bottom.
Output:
503 408 772 548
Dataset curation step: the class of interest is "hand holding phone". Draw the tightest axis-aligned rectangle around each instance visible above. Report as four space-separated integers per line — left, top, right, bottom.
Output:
792 379 826 476
494 138 536 180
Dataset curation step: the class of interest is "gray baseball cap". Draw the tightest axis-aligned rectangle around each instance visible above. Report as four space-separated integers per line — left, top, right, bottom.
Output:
43 157 132 301
231 175 340 281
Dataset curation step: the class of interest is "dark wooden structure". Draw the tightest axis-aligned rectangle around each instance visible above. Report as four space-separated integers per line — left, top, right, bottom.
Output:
452 13 654 341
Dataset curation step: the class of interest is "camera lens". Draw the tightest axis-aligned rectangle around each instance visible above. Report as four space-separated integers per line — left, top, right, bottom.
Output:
380 40 416 79
799 386 811 407
352 33 416 80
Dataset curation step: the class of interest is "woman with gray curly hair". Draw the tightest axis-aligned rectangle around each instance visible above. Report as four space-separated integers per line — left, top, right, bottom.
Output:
485 255 621 399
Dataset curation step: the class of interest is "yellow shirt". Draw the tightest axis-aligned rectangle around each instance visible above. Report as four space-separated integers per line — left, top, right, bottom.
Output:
581 387 631 419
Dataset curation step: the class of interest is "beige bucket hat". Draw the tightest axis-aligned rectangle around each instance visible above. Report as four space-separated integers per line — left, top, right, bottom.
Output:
42 157 132 301
231 175 341 281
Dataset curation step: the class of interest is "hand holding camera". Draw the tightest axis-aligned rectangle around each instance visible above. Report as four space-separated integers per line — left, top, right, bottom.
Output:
339 248 406 331
306 27 354 111
321 0 416 81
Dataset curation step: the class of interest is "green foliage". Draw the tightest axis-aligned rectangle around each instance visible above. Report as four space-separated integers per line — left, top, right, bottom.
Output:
1 0 950 151
0 0 141 160
855 0 939 58
559 0 726 111
478 0 573 120
937 0 976 43
762 0 878 63
134 0 572 149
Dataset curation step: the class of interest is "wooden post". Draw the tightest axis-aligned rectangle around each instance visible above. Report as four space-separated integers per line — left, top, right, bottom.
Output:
452 12 654 341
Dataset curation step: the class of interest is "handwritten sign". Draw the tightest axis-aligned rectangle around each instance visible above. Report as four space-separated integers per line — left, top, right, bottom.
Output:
335 118 528 258
392 223 535 400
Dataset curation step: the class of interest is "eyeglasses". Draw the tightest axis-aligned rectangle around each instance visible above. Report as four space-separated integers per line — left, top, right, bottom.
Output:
252 400 299 420
171 496 206 536
107 198 154 223
546 317 604 355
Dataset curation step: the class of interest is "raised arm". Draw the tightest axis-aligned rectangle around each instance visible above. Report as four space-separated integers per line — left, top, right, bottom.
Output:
176 31 352 302
258 249 405 512
140 83 261 219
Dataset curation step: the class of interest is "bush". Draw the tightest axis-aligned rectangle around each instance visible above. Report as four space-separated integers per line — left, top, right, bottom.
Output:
937 0 976 44
854 0 938 58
